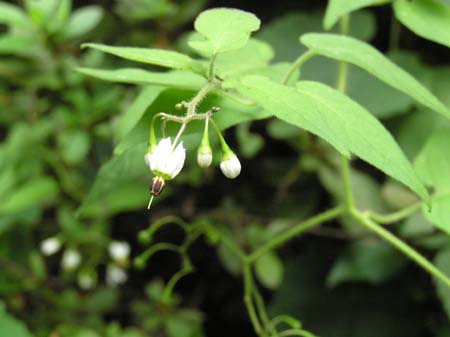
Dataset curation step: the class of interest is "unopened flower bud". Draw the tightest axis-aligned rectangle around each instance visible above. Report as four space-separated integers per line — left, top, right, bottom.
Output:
220 152 241 179
61 249 81 271
150 176 165 196
40 237 62 256
197 146 212 168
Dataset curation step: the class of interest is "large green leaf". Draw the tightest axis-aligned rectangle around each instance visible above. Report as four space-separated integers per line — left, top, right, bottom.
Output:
0 176 58 216
0 303 34 337
414 129 450 234
81 43 197 70
300 33 450 119
394 0 450 48
324 0 391 29
239 75 429 203
188 8 260 55
76 67 205 89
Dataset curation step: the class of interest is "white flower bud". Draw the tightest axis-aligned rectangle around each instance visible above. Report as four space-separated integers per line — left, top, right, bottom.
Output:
197 146 213 168
40 237 62 256
144 137 186 180
220 153 241 179
61 249 81 271
106 264 127 287
109 241 130 263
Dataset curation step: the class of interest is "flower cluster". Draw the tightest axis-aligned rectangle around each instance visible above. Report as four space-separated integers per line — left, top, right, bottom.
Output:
144 106 241 209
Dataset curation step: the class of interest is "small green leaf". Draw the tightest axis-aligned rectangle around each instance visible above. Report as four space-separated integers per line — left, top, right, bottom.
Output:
82 43 197 70
324 0 391 29
0 2 29 27
327 241 405 286
213 38 274 78
414 129 450 234
236 122 264 158
0 302 34 337
434 248 450 320
188 8 260 55
300 33 450 119
65 5 103 39
77 67 205 89
57 129 91 164
255 252 284 289
394 0 450 48
115 85 165 141
239 76 429 203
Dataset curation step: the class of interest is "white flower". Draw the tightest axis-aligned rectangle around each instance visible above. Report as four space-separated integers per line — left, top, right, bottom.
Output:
106 264 127 287
61 249 81 271
144 137 186 180
109 241 130 263
220 153 241 179
197 146 213 168
40 237 62 256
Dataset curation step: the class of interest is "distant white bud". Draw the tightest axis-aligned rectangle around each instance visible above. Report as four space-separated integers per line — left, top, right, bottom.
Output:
40 237 62 256
109 241 130 263
78 270 96 290
220 153 241 179
197 146 213 168
106 264 127 286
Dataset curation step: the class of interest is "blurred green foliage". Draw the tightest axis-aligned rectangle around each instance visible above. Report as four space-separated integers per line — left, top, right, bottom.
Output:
1 1 450 337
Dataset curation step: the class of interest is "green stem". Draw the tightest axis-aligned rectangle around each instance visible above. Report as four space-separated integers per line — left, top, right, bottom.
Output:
350 209 450 289
219 233 248 262
278 329 317 337
340 155 354 210
389 12 401 51
366 202 421 224
209 53 217 80
252 286 276 336
248 206 344 262
282 50 316 85
243 263 263 336
217 89 256 106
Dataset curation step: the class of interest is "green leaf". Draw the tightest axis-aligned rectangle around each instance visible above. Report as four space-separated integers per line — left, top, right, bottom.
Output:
188 8 260 55
46 0 71 34
81 43 197 70
434 248 450 321
77 67 205 89
0 302 34 337
327 241 405 286
57 129 91 165
414 129 450 234
115 86 165 141
213 38 274 79
257 11 376 62
0 177 58 215
0 2 29 27
394 0 450 48
255 252 284 289
77 144 149 217
65 5 103 39
324 0 391 29
236 122 264 158
300 33 450 119
239 76 429 203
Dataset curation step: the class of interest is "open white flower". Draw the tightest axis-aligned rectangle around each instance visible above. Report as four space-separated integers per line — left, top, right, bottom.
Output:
109 241 130 263
220 152 241 179
61 249 81 271
40 237 62 256
144 137 186 180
